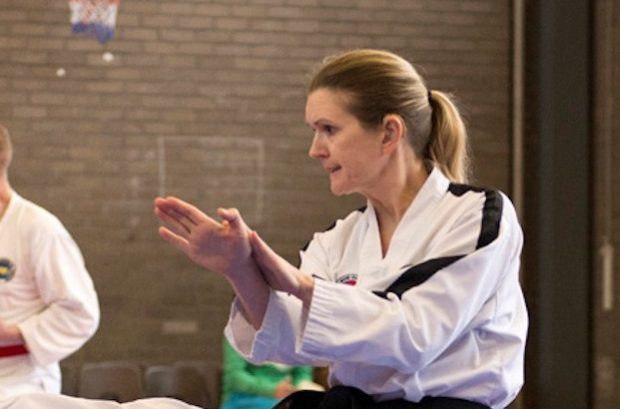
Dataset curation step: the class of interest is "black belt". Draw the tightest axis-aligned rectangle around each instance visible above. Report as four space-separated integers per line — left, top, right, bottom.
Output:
415 396 490 409
274 386 491 409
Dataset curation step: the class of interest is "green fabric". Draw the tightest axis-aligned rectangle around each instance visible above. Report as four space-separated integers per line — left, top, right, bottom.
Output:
221 338 314 403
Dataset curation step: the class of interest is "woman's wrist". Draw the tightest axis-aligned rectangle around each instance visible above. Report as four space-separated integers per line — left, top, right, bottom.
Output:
294 274 315 306
226 259 270 330
226 257 259 282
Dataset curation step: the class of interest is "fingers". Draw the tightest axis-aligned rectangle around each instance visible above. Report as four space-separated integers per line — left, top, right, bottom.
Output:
154 205 192 236
154 196 211 225
154 196 219 235
158 226 190 255
248 230 266 256
248 231 277 282
249 230 280 271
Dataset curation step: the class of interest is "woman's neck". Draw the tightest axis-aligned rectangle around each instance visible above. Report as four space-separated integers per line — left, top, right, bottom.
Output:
368 155 429 256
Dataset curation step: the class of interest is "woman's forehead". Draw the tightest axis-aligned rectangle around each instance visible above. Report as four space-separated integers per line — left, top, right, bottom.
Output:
305 89 353 123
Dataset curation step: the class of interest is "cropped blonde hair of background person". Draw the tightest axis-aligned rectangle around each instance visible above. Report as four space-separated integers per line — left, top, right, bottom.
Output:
0 125 13 175
308 49 470 183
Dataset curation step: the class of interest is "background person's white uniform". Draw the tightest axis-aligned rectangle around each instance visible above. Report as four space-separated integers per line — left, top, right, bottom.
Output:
0 393 199 409
0 192 100 397
226 168 528 409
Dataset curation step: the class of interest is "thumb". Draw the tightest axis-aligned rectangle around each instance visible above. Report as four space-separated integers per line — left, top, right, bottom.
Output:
217 208 246 231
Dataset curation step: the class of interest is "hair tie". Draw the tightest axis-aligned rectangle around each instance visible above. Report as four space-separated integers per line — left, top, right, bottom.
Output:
427 89 433 104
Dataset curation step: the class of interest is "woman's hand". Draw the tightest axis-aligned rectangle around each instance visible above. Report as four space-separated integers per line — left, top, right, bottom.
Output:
154 197 252 278
249 231 314 305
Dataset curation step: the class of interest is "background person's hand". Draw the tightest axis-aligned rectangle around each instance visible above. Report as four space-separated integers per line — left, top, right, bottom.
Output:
273 378 297 399
0 320 24 346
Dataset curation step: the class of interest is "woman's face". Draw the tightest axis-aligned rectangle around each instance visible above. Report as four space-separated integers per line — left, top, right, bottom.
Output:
305 88 387 197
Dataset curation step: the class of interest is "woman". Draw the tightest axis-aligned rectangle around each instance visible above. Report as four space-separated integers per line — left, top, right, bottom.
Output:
154 49 528 409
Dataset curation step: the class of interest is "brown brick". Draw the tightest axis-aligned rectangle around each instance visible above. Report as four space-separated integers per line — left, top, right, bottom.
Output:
141 15 178 28
13 106 47 118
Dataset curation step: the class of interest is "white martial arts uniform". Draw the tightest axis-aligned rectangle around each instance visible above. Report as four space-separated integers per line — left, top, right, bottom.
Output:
0 192 100 397
226 168 528 409
0 393 199 409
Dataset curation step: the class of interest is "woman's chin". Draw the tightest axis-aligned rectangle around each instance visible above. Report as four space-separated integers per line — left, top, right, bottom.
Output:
329 184 345 196
329 183 353 196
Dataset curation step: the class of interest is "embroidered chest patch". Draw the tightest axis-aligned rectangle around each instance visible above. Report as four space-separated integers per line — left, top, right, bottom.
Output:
336 273 358 286
0 258 15 282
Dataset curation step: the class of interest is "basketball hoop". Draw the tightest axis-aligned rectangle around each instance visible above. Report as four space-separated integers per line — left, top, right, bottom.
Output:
68 0 121 44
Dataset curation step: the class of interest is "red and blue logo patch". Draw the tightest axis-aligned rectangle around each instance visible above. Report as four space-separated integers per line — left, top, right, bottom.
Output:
336 273 358 286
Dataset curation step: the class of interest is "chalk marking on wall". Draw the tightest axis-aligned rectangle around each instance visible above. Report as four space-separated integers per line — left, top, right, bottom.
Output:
157 136 265 225
157 136 166 198
161 320 199 335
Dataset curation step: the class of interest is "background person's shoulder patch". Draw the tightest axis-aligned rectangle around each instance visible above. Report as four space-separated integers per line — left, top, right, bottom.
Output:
0 258 16 282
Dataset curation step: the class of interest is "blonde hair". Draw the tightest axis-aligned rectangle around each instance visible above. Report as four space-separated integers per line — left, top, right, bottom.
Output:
0 124 13 174
309 49 470 183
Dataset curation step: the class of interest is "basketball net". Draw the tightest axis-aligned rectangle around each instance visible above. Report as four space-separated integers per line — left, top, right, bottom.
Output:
68 0 121 44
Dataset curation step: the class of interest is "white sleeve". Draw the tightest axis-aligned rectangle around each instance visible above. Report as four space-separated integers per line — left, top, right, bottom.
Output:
17 224 100 366
297 193 523 372
225 230 333 366
225 289 330 367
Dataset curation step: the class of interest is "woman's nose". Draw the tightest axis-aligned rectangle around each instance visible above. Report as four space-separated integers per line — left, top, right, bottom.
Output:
308 135 326 159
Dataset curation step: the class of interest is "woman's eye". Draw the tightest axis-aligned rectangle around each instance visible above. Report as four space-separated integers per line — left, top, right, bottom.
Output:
324 125 334 135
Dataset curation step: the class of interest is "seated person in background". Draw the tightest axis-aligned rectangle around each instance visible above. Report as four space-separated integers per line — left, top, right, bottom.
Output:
220 339 323 409
0 124 100 397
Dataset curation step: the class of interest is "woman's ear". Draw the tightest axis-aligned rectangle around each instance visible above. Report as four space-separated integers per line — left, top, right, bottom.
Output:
381 114 405 154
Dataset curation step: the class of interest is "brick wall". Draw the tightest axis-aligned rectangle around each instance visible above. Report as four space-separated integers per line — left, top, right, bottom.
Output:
0 0 513 367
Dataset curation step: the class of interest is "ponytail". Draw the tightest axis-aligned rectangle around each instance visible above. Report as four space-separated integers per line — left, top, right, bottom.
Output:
426 90 470 183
